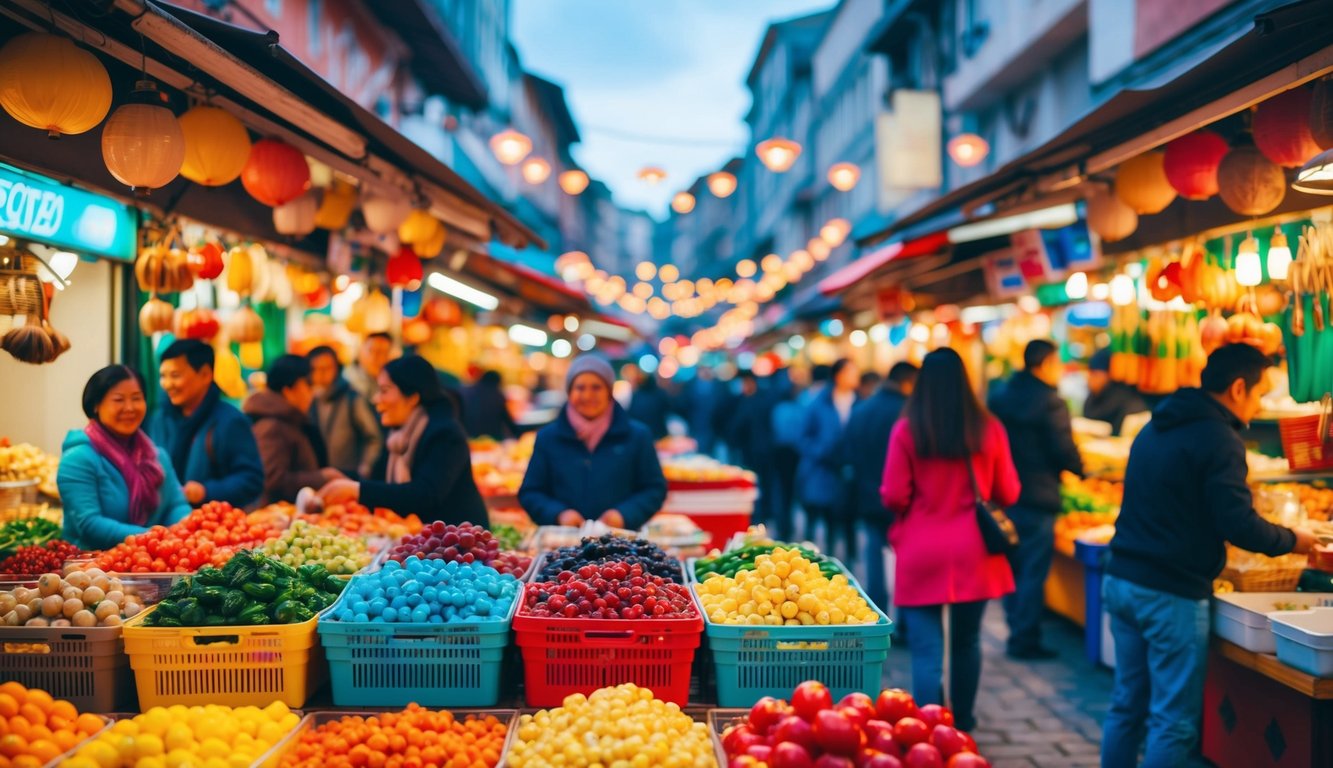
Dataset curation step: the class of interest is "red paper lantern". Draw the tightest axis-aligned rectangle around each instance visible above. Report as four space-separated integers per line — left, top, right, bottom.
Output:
424 297 461 326
187 241 224 279
1163 131 1229 200
241 138 311 207
386 247 423 288
1253 86 1322 167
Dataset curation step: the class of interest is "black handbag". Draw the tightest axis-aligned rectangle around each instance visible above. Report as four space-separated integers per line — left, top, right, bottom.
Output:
965 456 1020 555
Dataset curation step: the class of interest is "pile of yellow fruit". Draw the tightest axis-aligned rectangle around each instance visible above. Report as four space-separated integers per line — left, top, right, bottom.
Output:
507 684 716 768
695 547 879 626
61 702 300 768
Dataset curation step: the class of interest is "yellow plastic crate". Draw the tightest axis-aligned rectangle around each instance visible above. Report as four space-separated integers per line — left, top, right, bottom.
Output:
122 605 325 708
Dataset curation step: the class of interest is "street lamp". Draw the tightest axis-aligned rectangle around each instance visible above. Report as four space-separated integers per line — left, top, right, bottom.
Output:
947 133 989 167
671 192 696 214
707 171 737 198
756 137 801 172
827 162 860 191
558 169 589 195
489 128 532 166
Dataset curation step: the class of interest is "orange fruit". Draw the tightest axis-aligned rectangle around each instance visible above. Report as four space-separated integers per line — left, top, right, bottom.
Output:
16 705 43 729
0 735 24 759
46 700 76 723
53 729 80 751
0 684 25 702
0 696 16 720
9 756 40 768
18 691 48 713
25 739 60 764
6 718 30 742
74 714 104 735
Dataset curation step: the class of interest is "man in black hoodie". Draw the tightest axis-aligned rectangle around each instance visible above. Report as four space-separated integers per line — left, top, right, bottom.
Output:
1101 344 1314 768
989 339 1084 659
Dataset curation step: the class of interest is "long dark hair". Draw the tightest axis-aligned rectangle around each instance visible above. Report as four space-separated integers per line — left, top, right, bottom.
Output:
905 348 987 459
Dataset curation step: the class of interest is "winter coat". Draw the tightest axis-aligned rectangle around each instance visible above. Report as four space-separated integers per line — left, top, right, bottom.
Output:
57 430 192 550
796 388 854 510
463 382 518 441
880 417 1021 607
311 379 382 478
147 385 264 508
627 383 673 440
1082 382 1148 436
518 404 667 529
1108 388 1297 600
988 371 1082 513
361 401 487 524
845 382 910 522
244 389 327 506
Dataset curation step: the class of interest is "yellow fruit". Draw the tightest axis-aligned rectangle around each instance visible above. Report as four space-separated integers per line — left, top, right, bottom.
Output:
163 723 193 752
164 749 196 768
135 758 166 768
134 733 165 758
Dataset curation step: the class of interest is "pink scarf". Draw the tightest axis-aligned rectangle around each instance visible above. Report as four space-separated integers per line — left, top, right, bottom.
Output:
385 405 431 484
566 405 613 453
83 421 163 526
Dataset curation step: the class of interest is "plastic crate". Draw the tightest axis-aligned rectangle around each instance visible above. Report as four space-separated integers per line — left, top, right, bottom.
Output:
511 589 704 707
685 553 850 585
1270 607 1333 677
693 578 892 708
121 605 326 708
317 575 519 707
0 622 133 712
707 709 749 766
1212 592 1333 653
258 709 517 768
527 551 685 585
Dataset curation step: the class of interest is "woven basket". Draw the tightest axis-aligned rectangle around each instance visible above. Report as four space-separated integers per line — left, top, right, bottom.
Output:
1220 565 1307 592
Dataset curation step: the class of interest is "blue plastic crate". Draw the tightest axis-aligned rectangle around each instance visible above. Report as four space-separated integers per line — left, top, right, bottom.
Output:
317 573 519 707
693 571 892 708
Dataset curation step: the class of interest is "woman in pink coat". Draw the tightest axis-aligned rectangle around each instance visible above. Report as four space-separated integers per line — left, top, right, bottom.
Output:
880 347 1020 731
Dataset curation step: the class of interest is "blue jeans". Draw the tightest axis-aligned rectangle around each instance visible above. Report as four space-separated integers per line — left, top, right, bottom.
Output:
859 520 890 611
899 601 988 732
1002 505 1055 653
1101 575 1210 768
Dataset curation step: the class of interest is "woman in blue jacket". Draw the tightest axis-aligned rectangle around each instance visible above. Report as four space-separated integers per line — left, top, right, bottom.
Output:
57 365 192 550
519 355 667 530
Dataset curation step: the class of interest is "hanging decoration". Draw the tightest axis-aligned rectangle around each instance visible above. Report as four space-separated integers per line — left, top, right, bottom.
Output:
489 129 532 166
213 344 247 398
138 296 175 336
1252 86 1322 168
827 162 861 191
1217 145 1286 216
241 137 311 207
521 157 551 184
1163 130 1229 200
401 286 424 318
415 224 447 259
226 304 264 344
386 247 424 288
1312 77 1333 150
177 105 251 186
361 193 412 234
947 133 989 167
756 138 801 172
135 237 193 294
273 189 320 236
1085 189 1138 243
186 241 224 280
225 244 255 295
638 166 667 184
349 289 393 334
671 192 696 214
707 171 737 198
1115 151 1177 214
820 218 851 248
402 318 433 346
0 33 112 139
399 209 443 246
175 308 220 340
101 81 185 194
314 179 358 230
558 169 590 195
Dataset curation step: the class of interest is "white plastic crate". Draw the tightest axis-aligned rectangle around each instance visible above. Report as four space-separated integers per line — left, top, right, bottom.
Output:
1212 592 1333 653
1269 607 1333 677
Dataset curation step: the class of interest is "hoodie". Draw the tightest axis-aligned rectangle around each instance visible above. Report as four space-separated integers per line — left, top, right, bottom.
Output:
244 389 327 505
56 430 192 550
989 371 1083 513
1108 388 1296 600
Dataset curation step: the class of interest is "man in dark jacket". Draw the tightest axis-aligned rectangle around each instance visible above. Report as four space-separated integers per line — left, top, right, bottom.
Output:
148 339 264 508
1101 344 1314 768
245 355 341 505
462 370 518 441
729 371 780 534
989 339 1083 659
845 362 918 611
627 372 672 440
1083 347 1148 436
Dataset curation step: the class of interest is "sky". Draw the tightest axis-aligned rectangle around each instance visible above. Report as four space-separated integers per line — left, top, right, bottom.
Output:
512 0 835 218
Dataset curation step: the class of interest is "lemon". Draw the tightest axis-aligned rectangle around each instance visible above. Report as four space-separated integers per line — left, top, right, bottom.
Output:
135 757 166 768
135 733 165 759
163 723 194 752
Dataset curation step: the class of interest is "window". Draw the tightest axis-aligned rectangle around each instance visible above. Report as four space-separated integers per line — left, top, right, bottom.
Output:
308 0 322 56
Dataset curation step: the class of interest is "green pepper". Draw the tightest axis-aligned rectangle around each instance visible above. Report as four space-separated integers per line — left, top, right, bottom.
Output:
272 600 304 624
153 616 183 628
240 582 278 602
221 590 248 617
203 614 229 626
194 585 229 605
297 563 329 584
164 580 192 601
194 567 228 587
237 604 269 625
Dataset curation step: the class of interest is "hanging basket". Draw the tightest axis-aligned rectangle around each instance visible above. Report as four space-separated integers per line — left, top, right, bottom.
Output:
0 250 70 364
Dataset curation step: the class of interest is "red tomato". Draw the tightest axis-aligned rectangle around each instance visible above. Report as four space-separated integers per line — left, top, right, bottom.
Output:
876 689 920 725
813 709 863 756
792 681 833 722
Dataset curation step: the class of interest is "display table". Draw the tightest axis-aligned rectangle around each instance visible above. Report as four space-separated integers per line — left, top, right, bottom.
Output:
1202 639 1333 768
1044 542 1086 627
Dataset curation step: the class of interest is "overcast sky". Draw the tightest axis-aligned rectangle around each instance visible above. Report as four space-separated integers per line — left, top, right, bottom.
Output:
512 0 834 218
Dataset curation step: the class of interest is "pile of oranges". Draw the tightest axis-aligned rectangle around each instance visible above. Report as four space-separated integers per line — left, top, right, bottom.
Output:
278 704 507 768
0 682 106 767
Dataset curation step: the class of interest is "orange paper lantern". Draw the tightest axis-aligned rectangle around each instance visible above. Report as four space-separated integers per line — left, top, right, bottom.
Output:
1086 189 1138 243
1115 152 1177 215
241 138 310 206
178 105 251 186
0 33 112 138
1163 131 1229 200
1217 146 1286 216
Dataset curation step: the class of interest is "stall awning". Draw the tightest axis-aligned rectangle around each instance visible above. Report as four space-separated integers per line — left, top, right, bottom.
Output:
361 0 488 109
858 0 1333 248
818 231 951 296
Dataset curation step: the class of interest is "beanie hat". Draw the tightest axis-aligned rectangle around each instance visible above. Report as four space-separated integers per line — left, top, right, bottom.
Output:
566 353 615 392
1088 348 1112 373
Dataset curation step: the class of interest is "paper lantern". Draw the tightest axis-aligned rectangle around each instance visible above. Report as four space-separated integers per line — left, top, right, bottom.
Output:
1086 190 1138 243
1163 131 1229 200
489 129 531 166
238 341 264 370
177 105 250 186
521 157 551 184
0 33 112 138
707 171 737 198
1252 86 1322 168
358 290 393 334
313 179 358 230
638 166 667 184
101 81 185 193
558 169 589 195
1217 146 1286 216
415 224 446 259
399 209 442 245
361 193 411 234
1115 152 1177 214
402 318 432 346
756 138 801 172
424 297 461 326
226 305 264 343
273 189 319 235
241 137 310 206
1313 78 1333 150
386 247 424 288
187 241 224 279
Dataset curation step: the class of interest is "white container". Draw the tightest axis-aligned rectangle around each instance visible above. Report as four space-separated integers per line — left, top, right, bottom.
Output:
1269 607 1333 677
1212 592 1333 653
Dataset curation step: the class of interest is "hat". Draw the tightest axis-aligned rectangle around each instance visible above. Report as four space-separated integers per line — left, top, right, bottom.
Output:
1088 348 1112 373
566 354 615 392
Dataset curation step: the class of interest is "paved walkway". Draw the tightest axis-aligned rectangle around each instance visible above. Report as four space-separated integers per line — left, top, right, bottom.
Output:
881 604 1115 768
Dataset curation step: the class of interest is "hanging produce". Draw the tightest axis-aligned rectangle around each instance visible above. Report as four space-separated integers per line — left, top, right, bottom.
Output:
101 81 186 194
1086 189 1138 242
1285 223 1333 403
1217 146 1286 216
186 241 225 280
0 254 70 364
138 296 175 335
1115 151 1177 214
415 222 447 258
175 307 220 340
225 244 254 295
314 179 358 230
226 304 264 344
241 137 311 206
239 341 264 369
0 33 112 138
402 317 433 345
135 236 193 294
177 104 251 186
1163 130 1229 199
1252 85 1323 167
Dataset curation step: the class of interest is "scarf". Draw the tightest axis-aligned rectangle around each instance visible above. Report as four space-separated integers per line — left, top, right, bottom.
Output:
84 421 163 526
166 384 220 478
385 405 431 484
566 404 613 454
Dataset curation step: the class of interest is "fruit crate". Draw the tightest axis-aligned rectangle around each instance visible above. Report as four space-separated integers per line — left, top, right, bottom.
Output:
317 575 519 707
121 605 326 708
59 562 188 605
707 709 750 767
258 709 518 768
693 577 893 708
497 707 713 767
511 586 704 707
41 713 113 768
0 622 134 712
526 551 685 585
684 553 851 585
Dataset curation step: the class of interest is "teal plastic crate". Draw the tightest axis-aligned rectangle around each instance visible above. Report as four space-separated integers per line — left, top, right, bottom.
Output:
317 573 519 707
693 572 892 707
686 551 850 585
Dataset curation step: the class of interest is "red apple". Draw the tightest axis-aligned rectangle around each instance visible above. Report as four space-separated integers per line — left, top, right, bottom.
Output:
958 731 977 754
929 725 967 758
794 681 834 721
865 722 902 758
724 724 766 754
839 704 871 730
747 745 774 763
918 704 955 729
946 754 990 768
730 758 762 768
751 696 791 733
840 692 879 724
865 755 905 768
893 717 931 747
814 757 856 768
771 742 816 768
815 709 865 756
775 714 819 753
904 743 944 768
875 689 920 724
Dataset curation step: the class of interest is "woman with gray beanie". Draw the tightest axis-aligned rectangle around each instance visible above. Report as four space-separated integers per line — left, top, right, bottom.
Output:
518 354 667 529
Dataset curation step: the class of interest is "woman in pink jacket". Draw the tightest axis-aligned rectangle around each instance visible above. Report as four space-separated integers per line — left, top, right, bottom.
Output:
880 348 1020 730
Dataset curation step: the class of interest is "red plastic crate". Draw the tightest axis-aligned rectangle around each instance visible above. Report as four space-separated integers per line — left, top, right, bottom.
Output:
512 597 703 707
1278 414 1333 471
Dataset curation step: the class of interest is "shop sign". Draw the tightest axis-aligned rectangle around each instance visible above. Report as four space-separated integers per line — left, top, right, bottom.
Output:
1010 222 1098 281
0 163 136 262
983 248 1028 299
876 90 943 192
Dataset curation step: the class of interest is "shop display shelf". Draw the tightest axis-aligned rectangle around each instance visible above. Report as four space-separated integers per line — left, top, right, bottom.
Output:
121 605 326 708
258 708 517 768
316 574 518 707
1213 592 1333 653
1270 607 1333 677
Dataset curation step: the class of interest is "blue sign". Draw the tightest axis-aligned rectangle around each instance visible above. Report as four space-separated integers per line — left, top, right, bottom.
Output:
0 163 136 262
